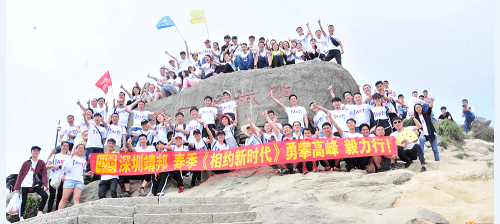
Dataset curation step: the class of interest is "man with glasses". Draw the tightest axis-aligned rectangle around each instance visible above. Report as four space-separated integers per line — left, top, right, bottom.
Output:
390 114 427 172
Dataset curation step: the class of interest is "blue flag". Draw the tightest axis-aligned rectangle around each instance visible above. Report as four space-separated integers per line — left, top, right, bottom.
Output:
156 16 175 30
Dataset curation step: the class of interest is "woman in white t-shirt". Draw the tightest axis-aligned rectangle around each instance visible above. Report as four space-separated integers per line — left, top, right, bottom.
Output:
212 42 222 62
122 85 142 109
219 114 238 149
58 144 92 210
292 121 304 139
281 41 295 65
183 66 202 89
46 141 71 213
292 43 306 63
165 134 188 193
370 93 393 136
152 113 170 145
206 125 228 151
106 113 126 151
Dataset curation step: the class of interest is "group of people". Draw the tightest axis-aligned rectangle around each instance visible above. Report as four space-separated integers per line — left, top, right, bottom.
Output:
13 19 476 220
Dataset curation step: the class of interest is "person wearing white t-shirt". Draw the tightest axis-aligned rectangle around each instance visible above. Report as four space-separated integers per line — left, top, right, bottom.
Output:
289 25 311 52
186 107 204 144
414 100 440 162
213 90 238 124
383 80 396 98
124 99 156 146
349 93 372 133
98 139 119 199
83 113 107 184
219 114 238 149
46 141 71 213
370 93 393 136
206 125 231 175
168 112 190 142
164 134 189 193
319 111 346 171
269 91 308 129
151 112 170 145
46 115 77 162
190 39 214 64
200 96 218 141
318 19 344 65
199 55 217 79
261 110 281 143
362 84 375 108
164 50 181 75
234 43 254 71
314 98 350 136
169 41 191 74
243 118 263 146
342 119 371 172
156 71 182 99
406 91 427 114
105 113 127 151
310 102 328 137
108 96 142 129
125 134 156 196
375 81 399 123
313 28 327 60
130 120 156 146
58 144 91 210
74 108 94 147
390 116 426 172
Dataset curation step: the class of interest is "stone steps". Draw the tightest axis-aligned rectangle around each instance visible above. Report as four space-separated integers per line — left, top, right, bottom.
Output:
18 197 259 224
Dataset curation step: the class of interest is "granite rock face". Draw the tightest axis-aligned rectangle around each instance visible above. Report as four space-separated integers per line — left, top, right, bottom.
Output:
143 60 359 139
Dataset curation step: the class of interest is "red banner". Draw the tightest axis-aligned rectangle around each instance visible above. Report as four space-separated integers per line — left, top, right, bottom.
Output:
95 71 112 94
90 137 397 175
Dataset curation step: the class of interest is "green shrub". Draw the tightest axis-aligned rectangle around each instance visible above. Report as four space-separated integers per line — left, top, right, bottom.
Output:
438 136 451 149
472 126 494 142
402 118 413 127
435 120 464 142
6 194 40 223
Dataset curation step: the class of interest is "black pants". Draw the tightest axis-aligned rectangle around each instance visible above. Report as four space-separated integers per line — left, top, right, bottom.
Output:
324 49 342 65
98 178 118 199
271 55 284 68
286 59 295 65
202 124 216 149
20 186 48 218
47 179 63 213
344 157 371 170
121 174 150 184
191 171 201 186
297 161 319 171
150 172 169 196
170 171 183 188
398 145 425 165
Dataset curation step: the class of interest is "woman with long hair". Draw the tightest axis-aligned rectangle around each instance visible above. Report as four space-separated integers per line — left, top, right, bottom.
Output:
212 42 222 62
46 141 71 213
121 85 142 109
219 114 238 149
14 146 48 220
58 144 92 210
152 112 169 145
269 42 285 68
292 43 307 63
281 41 295 65
370 93 393 136
306 39 321 60
414 99 440 161
182 65 202 89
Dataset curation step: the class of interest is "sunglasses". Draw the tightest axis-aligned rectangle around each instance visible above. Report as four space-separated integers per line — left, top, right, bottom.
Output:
393 121 402 124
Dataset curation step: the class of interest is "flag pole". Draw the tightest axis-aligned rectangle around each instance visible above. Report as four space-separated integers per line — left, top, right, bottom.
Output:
204 13 210 41
174 25 192 52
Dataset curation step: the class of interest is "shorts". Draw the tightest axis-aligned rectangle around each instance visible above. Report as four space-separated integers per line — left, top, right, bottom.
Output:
63 179 84 189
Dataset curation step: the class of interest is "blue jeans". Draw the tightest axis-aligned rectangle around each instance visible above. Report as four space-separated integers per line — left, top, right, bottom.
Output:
463 111 475 133
419 135 439 161
161 85 179 96
126 127 143 147
85 147 103 176
398 107 407 119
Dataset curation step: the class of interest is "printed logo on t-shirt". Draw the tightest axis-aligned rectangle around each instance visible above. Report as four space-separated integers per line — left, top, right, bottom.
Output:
134 114 147 120
289 109 304 115
222 105 233 111
333 114 347 119
73 160 86 167
352 108 368 115
108 128 122 135
92 129 101 135
375 111 386 116
315 117 325 126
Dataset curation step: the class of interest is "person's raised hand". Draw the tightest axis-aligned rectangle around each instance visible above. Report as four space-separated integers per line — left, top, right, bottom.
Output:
165 50 168 54
268 90 274 99
247 117 251 124
312 101 318 108
135 81 139 86
233 119 238 126
328 85 333 91
87 99 90 104
431 97 435 102
318 19 321 23
120 84 124 89
306 22 309 26
121 147 127 153
262 110 268 118
77 99 80 105
147 73 150 78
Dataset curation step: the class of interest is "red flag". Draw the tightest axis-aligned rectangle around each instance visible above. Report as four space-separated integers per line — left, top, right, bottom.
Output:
95 71 112 94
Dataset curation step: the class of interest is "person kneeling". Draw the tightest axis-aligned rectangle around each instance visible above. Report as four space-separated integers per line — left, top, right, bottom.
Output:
390 116 427 172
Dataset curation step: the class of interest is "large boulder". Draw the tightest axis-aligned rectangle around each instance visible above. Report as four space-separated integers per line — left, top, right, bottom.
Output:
470 117 492 131
144 60 359 139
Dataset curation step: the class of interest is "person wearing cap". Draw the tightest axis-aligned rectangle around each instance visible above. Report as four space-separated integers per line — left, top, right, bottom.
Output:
97 139 119 199
242 117 263 146
206 123 228 152
221 35 232 54
248 35 258 52
126 134 156 196
253 41 270 69
200 96 218 143
289 24 311 52
83 112 108 184
150 140 170 196
318 19 344 65
213 90 238 124
219 114 238 149
234 43 254 71
165 41 190 77
164 50 180 73
129 119 155 146
268 91 308 130
190 39 213 64
438 106 453 122
370 92 393 136
124 97 156 146
14 146 49 220
165 133 189 193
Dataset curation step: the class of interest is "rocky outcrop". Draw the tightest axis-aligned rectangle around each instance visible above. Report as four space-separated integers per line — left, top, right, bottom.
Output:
142 60 359 139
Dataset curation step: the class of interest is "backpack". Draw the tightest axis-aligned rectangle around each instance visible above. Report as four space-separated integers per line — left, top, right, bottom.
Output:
329 35 340 47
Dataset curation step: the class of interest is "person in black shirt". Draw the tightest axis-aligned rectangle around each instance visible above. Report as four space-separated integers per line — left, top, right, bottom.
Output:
438 106 453 122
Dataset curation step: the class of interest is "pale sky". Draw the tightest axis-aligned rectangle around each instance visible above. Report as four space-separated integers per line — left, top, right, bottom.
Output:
5 0 494 175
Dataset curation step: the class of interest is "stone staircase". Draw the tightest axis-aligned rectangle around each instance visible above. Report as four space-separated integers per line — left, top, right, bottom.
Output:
19 196 260 224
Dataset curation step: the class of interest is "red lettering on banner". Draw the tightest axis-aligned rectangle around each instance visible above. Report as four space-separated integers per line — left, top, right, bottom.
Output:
173 153 186 169
185 153 198 169
344 139 359 155
235 149 247 167
286 142 298 160
155 154 168 172
298 141 312 160
119 155 131 173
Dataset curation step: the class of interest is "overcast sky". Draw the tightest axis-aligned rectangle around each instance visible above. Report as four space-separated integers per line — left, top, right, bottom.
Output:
5 0 494 175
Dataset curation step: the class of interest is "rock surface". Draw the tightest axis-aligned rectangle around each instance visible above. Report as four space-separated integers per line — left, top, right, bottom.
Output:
142 60 359 139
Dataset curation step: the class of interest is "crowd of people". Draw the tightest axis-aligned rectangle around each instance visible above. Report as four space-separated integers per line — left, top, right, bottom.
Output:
11 19 475 220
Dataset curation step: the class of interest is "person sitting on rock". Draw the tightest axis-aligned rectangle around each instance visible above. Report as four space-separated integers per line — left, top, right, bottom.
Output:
213 90 238 125
253 41 270 69
269 91 309 131
374 125 399 171
461 99 476 133
199 55 216 79
98 139 119 199
438 106 454 122
234 43 254 70
125 134 156 196
213 52 235 74
390 116 427 172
